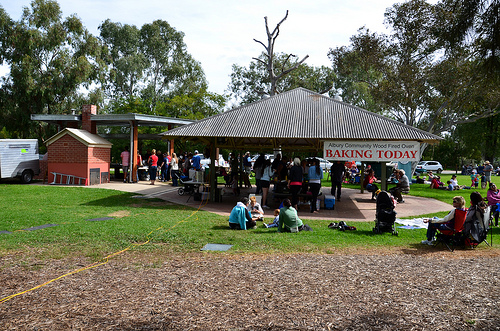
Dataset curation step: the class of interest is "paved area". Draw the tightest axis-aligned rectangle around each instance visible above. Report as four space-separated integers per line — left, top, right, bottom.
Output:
91 180 451 222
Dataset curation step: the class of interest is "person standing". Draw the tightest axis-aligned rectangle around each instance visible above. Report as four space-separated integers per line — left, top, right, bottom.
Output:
156 150 164 181
120 146 130 183
191 150 201 171
253 154 265 195
148 149 159 185
170 153 179 186
330 161 345 201
135 150 142 182
161 152 169 182
308 158 323 213
165 152 172 181
288 157 303 210
260 159 273 209
243 151 252 188
483 161 493 186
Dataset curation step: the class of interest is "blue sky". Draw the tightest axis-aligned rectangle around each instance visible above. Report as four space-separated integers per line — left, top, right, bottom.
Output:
2 0 408 94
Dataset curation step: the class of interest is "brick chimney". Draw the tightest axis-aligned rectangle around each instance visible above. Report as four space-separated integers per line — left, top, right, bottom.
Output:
82 105 97 134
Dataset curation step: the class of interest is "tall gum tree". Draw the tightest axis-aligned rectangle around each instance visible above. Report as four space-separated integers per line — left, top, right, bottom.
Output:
0 0 105 139
328 0 500 163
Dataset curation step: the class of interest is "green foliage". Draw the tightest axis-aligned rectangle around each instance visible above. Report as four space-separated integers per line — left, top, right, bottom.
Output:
328 0 500 164
99 19 223 117
437 0 500 84
0 0 106 139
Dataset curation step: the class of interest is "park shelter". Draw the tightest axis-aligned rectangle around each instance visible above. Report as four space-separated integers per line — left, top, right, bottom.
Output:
45 128 112 185
31 105 193 183
162 87 441 200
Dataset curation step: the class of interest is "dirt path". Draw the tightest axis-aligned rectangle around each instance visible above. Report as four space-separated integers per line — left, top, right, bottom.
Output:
1 250 499 330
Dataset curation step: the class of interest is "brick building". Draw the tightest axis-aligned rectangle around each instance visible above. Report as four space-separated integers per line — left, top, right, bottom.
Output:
45 128 112 185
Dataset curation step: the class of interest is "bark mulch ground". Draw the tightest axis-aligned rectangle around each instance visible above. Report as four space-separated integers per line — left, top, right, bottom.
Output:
1 249 499 330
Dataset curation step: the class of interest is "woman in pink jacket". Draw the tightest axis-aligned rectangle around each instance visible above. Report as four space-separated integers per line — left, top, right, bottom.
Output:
487 182 500 226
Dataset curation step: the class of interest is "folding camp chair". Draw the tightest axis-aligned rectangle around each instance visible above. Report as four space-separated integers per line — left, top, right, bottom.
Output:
435 209 467 252
465 206 492 249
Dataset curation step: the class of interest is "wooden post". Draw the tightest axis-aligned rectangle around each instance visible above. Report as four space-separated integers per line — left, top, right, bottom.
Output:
381 162 387 191
131 123 138 182
209 138 217 202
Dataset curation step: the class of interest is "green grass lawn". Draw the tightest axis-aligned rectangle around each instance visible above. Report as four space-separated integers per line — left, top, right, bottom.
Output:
1 181 498 264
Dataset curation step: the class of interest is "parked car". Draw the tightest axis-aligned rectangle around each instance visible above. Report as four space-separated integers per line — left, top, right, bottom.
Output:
250 154 275 168
199 155 226 167
415 160 443 173
306 157 332 172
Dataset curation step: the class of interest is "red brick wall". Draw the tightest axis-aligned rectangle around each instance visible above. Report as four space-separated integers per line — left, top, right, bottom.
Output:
82 104 97 134
88 146 110 164
34 159 48 181
48 135 88 163
47 134 111 185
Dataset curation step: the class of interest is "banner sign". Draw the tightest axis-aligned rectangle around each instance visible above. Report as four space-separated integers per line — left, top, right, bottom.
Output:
323 140 420 162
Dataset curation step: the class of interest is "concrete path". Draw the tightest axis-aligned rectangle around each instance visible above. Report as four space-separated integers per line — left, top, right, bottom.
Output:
91 181 452 222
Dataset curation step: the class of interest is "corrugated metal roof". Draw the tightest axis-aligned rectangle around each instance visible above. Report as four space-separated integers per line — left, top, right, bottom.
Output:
162 88 440 150
32 113 194 127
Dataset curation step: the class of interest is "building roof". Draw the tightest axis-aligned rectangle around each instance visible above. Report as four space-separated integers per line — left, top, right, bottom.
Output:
162 87 441 151
45 128 112 148
31 113 194 127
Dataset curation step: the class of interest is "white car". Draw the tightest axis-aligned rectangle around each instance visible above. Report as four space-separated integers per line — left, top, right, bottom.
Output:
199 155 226 167
415 160 443 173
250 154 275 168
307 157 332 172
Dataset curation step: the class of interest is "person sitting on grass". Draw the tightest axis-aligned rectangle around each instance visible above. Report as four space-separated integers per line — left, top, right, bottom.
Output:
278 199 312 232
247 195 264 221
486 183 500 227
430 176 445 189
421 196 466 245
450 175 459 189
264 209 280 228
229 197 257 230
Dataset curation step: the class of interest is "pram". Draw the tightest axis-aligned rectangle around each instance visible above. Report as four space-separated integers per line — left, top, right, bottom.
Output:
373 190 398 235
174 174 197 196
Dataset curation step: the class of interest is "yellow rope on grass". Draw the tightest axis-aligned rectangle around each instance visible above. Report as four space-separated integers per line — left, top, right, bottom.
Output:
0 194 210 304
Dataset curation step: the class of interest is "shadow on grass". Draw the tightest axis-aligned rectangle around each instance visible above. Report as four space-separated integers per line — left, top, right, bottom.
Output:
81 193 198 211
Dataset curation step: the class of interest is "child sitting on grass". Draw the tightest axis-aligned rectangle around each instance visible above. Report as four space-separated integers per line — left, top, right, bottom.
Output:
264 209 280 228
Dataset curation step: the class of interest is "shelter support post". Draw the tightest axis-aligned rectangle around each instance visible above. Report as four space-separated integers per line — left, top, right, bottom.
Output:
130 121 138 183
209 138 217 202
359 164 365 193
168 125 175 156
381 162 387 191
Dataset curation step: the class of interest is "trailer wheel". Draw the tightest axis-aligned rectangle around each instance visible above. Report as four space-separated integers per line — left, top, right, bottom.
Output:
21 170 33 184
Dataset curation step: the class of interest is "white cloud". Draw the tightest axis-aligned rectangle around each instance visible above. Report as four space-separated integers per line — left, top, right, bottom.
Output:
1 0 399 94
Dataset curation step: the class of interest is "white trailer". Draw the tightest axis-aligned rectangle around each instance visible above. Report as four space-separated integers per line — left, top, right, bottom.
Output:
0 139 40 183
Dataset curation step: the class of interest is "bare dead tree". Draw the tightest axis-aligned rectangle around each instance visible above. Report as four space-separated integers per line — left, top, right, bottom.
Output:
253 10 309 96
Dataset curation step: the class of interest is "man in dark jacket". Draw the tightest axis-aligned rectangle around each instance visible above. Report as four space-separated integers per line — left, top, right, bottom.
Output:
330 161 345 201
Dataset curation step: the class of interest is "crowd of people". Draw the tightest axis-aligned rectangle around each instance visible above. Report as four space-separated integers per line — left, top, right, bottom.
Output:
119 148 214 186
